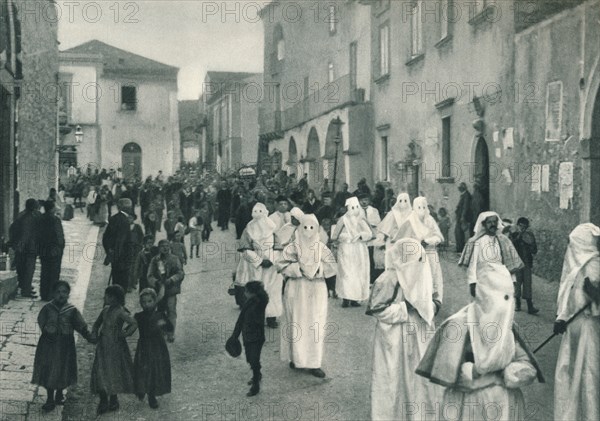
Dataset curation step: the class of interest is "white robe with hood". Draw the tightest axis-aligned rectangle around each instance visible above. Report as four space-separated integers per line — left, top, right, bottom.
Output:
333 197 372 301
554 223 600 421
368 239 444 421
277 215 337 368
235 203 283 318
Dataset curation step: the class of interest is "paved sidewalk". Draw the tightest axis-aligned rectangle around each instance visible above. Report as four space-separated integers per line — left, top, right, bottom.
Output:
0 210 99 421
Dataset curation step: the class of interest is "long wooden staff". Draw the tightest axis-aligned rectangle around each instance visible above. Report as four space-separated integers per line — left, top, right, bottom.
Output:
533 302 592 354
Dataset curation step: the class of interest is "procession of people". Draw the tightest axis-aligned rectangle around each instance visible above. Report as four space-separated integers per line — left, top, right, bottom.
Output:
5 162 599 420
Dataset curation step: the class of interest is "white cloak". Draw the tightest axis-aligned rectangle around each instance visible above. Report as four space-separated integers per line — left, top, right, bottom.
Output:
278 243 336 369
369 271 443 421
554 257 600 421
235 229 283 318
333 219 371 301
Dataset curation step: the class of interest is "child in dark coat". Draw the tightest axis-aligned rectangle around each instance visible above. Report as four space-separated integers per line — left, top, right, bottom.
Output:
229 281 269 396
90 285 138 415
134 235 158 291
134 288 172 409
32 281 94 412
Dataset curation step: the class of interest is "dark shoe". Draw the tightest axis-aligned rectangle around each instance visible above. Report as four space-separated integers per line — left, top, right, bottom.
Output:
309 368 326 378
148 395 159 409
137 393 145 401
97 402 109 415
21 292 37 298
54 391 65 405
108 396 119 411
350 301 361 307
247 383 260 397
515 299 521 312
42 402 55 412
528 306 540 315
342 300 349 308
289 362 297 370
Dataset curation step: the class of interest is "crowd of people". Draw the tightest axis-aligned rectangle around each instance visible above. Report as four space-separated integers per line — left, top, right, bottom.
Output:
4 162 598 419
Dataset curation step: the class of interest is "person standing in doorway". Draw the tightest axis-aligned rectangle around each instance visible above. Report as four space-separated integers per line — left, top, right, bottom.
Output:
454 182 473 253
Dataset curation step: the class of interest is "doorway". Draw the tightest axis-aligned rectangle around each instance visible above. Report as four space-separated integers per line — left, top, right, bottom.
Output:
474 136 490 212
122 142 142 180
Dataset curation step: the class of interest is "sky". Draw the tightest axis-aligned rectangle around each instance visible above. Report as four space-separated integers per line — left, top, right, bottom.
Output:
57 1 266 100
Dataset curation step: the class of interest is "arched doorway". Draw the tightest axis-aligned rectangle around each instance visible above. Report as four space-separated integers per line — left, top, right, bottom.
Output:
590 88 600 224
122 142 142 180
324 120 345 192
288 137 298 176
306 128 322 188
474 136 490 212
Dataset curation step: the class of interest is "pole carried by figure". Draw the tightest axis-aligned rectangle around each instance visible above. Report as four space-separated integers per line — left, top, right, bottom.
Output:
532 302 592 354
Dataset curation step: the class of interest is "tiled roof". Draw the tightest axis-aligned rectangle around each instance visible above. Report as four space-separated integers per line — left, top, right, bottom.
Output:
62 40 178 77
205 71 261 84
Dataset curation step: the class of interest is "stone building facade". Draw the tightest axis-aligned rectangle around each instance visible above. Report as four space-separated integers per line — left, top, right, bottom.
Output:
203 71 261 174
0 0 59 238
59 40 180 181
259 0 373 190
362 0 598 279
512 0 599 278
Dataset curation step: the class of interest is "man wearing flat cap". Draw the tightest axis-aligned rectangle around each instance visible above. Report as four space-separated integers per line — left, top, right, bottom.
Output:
103 198 134 290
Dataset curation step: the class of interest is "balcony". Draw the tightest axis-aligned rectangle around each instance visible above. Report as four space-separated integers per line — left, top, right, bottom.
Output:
260 74 365 137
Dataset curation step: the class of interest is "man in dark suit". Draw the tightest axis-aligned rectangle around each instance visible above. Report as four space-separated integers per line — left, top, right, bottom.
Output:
102 198 133 290
38 200 65 301
9 198 41 298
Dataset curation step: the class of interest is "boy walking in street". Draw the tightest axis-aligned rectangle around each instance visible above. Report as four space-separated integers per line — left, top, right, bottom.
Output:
510 217 539 314
228 281 269 397
147 240 184 343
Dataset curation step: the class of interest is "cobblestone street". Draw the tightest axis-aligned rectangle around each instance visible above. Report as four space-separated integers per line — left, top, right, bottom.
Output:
0 210 98 421
54 219 560 421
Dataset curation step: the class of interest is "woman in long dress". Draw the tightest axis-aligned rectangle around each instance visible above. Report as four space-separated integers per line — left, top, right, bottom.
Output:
332 197 372 307
93 187 109 226
368 238 443 421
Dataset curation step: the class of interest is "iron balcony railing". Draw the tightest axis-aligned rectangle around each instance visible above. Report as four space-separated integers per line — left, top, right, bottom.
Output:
259 74 364 136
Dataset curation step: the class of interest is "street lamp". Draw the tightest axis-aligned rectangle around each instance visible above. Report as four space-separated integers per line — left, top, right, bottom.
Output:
74 125 83 143
331 116 344 194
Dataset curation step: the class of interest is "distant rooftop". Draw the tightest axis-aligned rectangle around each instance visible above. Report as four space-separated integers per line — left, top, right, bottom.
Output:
62 40 179 78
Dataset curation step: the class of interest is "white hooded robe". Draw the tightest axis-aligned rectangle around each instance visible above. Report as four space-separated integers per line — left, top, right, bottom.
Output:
277 215 337 369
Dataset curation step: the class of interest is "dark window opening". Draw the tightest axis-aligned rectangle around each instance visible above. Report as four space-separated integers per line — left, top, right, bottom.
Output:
121 86 137 111
442 116 451 177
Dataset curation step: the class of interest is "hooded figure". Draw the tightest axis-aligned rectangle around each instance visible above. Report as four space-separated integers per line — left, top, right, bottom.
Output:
367 239 444 421
401 197 444 304
275 207 304 247
458 211 524 374
554 223 600 421
416 215 543 421
235 203 283 326
377 193 412 242
277 215 337 377
332 197 373 306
